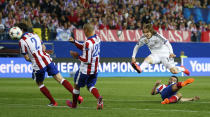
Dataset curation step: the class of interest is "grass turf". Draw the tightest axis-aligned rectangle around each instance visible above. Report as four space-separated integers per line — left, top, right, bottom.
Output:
0 77 210 117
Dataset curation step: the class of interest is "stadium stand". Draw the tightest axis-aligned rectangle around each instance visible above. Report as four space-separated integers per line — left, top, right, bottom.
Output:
0 0 209 41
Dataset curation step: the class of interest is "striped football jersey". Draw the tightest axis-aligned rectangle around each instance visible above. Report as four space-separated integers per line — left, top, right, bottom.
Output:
75 34 100 75
19 32 52 70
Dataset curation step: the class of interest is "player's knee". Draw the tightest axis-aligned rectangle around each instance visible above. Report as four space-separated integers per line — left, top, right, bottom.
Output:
144 57 152 64
170 68 178 74
53 73 63 82
37 82 43 86
177 93 183 98
88 86 95 92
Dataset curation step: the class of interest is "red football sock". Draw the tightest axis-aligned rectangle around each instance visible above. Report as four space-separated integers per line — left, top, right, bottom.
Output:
90 87 100 99
40 85 56 104
72 94 79 107
72 89 80 107
62 80 73 94
176 82 182 89
169 96 178 103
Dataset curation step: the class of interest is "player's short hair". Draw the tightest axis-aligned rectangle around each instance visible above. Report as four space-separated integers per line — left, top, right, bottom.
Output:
15 23 28 32
83 23 94 33
170 75 178 83
142 23 156 35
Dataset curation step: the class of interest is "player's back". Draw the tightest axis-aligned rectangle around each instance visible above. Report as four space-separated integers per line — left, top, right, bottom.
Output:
19 33 52 70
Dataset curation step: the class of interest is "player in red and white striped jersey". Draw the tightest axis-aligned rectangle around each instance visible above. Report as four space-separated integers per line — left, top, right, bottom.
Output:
16 23 83 106
19 31 52 70
66 23 103 110
151 76 199 104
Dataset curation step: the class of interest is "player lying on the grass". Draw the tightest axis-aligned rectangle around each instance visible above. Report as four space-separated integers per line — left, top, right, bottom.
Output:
14 23 83 106
131 23 190 75
66 23 103 110
151 75 199 104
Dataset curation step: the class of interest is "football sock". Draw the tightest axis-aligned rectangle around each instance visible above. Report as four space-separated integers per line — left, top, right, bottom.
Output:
72 89 80 107
176 66 185 72
39 84 56 104
140 61 149 70
169 95 178 103
89 87 100 99
61 79 73 94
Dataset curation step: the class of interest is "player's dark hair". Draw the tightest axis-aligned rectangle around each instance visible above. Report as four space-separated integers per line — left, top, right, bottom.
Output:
15 23 28 32
170 75 178 82
142 23 157 35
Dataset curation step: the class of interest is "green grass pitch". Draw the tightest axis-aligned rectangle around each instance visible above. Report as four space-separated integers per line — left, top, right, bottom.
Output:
0 77 210 117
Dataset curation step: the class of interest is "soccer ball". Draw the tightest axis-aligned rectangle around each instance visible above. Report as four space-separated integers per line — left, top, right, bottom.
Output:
9 27 23 39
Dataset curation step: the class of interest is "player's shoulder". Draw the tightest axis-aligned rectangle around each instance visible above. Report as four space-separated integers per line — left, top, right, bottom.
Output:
138 35 146 42
140 35 146 40
154 33 166 40
157 84 167 92
86 35 100 44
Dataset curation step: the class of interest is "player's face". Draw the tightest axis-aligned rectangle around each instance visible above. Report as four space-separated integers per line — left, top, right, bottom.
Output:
143 29 152 39
168 77 178 84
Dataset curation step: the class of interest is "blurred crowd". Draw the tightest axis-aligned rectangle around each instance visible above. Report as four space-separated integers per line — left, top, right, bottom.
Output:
0 0 210 41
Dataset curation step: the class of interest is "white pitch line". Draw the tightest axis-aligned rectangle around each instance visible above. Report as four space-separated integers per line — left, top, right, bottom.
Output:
1 103 210 114
1 97 210 104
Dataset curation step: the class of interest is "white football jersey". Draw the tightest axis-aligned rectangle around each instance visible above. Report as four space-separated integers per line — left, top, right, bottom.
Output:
132 33 173 57
19 32 52 70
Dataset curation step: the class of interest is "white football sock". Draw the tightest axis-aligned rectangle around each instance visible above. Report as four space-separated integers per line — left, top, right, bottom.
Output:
176 66 185 72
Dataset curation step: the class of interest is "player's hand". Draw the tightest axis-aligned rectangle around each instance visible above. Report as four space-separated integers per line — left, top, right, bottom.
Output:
69 37 75 43
155 80 161 86
131 57 136 63
169 53 176 58
70 51 79 59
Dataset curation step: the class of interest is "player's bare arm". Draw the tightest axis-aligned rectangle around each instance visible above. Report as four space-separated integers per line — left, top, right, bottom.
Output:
131 57 136 63
151 80 161 95
131 43 142 63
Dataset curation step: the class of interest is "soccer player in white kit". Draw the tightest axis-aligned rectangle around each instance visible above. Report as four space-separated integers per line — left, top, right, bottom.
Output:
16 23 83 106
131 24 190 75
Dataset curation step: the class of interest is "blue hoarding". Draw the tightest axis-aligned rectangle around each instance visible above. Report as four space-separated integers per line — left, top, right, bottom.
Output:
183 58 210 76
0 57 182 78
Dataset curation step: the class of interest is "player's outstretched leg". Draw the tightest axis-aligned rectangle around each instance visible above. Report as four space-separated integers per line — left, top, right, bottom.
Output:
176 66 190 76
66 89 80 108
161 95 178 104
60 79 74 93
89 87 103 110
161 93 182 104
54 73 84 104
131 62 142 73
97 96 103 110
39 84 57 106
60 79 83 104
181 78 194 87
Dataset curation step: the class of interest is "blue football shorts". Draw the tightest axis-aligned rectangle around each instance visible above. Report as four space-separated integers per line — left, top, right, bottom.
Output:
32 62 59 83
160 84 177 100
74 70 98 88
